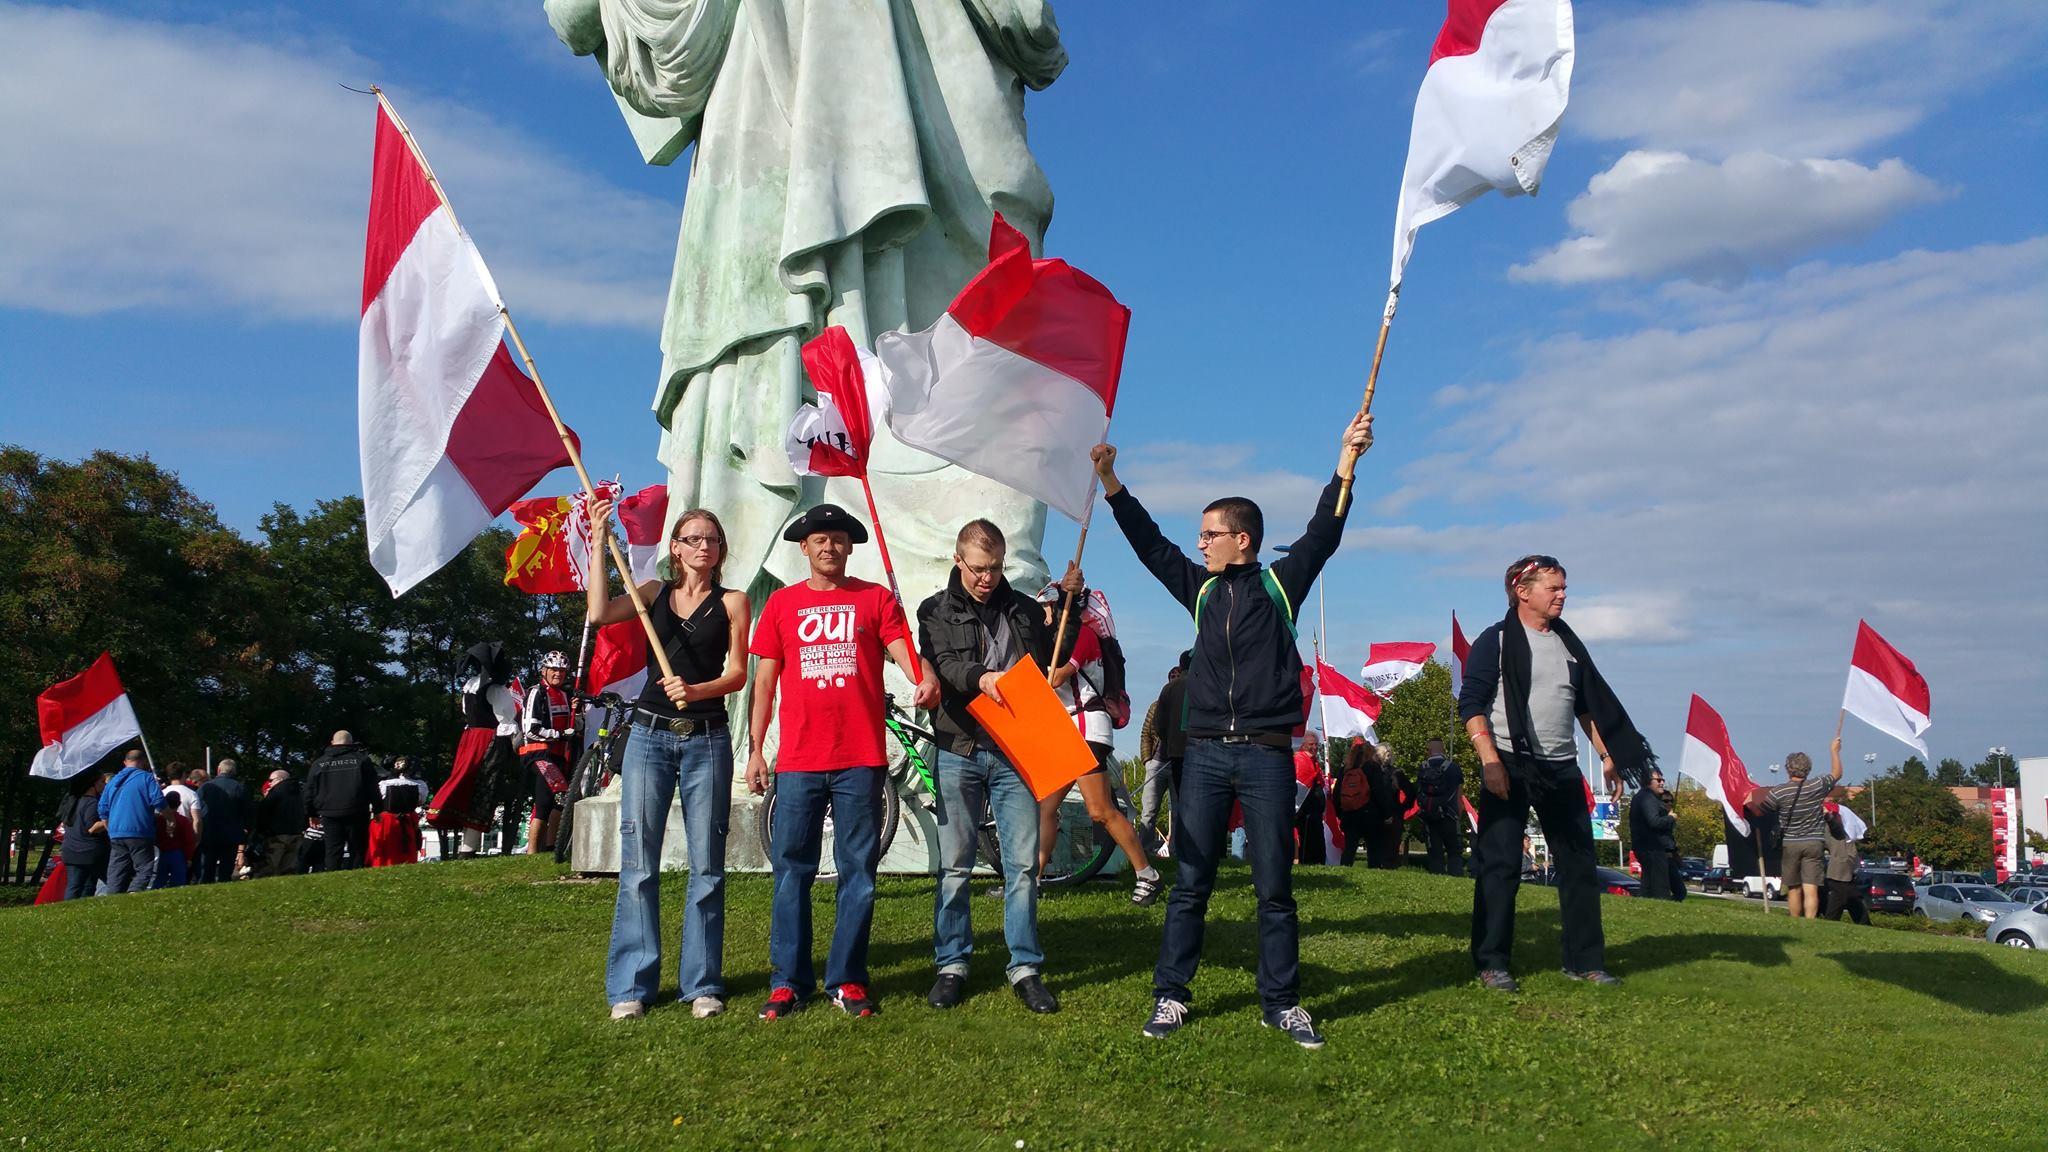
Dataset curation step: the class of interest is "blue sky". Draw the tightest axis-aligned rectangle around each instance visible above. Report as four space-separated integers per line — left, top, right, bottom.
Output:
3 0 2044 779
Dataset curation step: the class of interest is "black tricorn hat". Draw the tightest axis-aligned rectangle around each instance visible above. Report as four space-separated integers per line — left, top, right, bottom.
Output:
781 503 869 544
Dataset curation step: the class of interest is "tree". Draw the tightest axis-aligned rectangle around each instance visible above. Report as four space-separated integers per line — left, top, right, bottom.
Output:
1935 758 1968 786
1368 661 1475 782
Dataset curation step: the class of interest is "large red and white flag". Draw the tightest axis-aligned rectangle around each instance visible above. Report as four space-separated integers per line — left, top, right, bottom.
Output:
878 214 1131 522
31 653 142 781
586 620 650 702
1316 661 1383 740
787 326 887 480
359 100 575 596
616 483 669 584
1450 611 1471 693
1678 694 1758 837
1842 620 1931 757
1359 641 1439 696
1389 0 1574 305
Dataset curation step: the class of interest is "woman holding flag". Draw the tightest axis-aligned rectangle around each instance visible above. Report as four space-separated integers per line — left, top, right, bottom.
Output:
586 499 752 1022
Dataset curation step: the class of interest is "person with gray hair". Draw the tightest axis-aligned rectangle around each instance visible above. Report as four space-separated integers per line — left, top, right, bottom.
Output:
253 768 306 878
194 758 248 883
1747 737 1844 919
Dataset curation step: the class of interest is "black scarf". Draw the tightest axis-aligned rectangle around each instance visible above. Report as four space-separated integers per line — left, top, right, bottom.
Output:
1497 610 1657 789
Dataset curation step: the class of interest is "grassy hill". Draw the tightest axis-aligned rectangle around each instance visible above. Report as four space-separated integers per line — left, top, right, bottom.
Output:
3 857 2043 1150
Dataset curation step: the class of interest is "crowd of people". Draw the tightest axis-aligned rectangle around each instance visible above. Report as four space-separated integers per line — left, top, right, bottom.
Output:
43 415 1876 1051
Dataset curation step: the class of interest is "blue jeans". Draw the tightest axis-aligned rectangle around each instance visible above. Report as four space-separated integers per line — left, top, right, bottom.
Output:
1155 738 1300 1013
933 747 1042 980
769 767 882 996
606 723 732 1006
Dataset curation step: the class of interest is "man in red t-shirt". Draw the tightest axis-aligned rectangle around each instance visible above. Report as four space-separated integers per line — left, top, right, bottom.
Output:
747 503 936 1020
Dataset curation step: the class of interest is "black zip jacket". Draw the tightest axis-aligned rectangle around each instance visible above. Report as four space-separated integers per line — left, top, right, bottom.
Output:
1107 472 1350 736
916 569 1080 757
1630 788 1678 853
305 744 381 818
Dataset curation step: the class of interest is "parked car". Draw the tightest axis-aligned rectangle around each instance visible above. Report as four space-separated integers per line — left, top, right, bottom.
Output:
1743 875 1785 900
1922 870 1988 888
1986 900 2048 949
1914 883 2028 924
1859 871 1918 916
1998 884 2048 907
1699 866 1736 893
1679 857 1712 884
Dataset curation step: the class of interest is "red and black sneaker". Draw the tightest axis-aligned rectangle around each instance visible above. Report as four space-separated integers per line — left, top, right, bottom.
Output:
759 987 804 1021
830 983 878 1018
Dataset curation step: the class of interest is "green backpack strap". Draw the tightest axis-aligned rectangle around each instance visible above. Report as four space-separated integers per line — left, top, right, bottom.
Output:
1191 571 1297 639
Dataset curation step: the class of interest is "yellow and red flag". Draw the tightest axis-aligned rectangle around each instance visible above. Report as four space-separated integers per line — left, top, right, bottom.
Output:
503 480 620 594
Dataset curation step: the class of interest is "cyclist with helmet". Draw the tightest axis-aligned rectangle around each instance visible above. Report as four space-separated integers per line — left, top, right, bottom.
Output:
522 650 577 855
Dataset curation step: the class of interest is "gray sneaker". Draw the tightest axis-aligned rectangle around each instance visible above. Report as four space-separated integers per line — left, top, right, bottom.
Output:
1142 997 1190 1039
1477 969 1520 993
1564 968 1621 986
1260 1005 1325 1050
609 999 646 1020
690 996 726 1018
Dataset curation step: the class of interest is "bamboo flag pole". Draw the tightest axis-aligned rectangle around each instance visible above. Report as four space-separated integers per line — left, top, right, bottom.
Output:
370 87 675 683
1333 291 1399 517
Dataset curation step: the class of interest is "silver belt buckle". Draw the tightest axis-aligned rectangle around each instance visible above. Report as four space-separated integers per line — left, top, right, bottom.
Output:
665 716 697 736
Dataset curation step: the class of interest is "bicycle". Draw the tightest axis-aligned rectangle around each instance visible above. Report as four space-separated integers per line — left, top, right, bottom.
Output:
553 692 633 866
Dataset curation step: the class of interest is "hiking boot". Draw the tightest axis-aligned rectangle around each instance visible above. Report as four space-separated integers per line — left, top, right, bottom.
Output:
1131 867 1164 906
1477 969 1520 993
928 973 967 1010
1142 997 1190 1039
830 983 879 1018
1261 1005 1326 1050
1563 968 1621 986
1012 974 1059 1014
609 999 646 1021
690 996 726 1019
759 988 804 1020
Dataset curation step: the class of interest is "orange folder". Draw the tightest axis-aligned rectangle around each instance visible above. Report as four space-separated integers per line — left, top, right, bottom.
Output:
966 657 1098 801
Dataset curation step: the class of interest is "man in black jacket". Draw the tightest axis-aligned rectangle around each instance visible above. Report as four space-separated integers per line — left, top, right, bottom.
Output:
1630 771 1682 901
253 769 307 878
1093 411 1373 1050
1415 739 1466 876
305 731 380 871
916 519 1075 1015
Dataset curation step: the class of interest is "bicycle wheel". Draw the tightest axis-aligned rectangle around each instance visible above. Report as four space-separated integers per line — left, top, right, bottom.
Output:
552 742 606 865
757 773 899 881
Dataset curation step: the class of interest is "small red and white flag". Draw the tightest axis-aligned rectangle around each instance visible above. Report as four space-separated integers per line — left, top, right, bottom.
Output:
616 483 669 584
359 99 575 596
1460 794 1481 833
787 327 887 480
1678 694 1758 837
877 214 1131 522
1841 620 1931 757
1359 641 1438 696
1827 802 1869 841
1388 0 1574 307
1450 611 1471 692
1316 661 1383 741
31 653 142 781
586 620 650 702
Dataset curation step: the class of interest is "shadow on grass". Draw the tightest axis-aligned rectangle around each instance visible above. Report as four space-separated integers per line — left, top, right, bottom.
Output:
1824 950 2048 1015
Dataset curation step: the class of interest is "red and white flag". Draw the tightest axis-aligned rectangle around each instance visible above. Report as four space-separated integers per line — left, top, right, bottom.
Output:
1450 612 1471 692
1388 0 1574 305
586 620 650 702
877 214 1131 522
787 327 886 480
1842 620 1931 757
1316 661 1383 741
616 483 669 584
1359 641 1438 696
31 653 142 781
1678 694 1758 837
359 100 575 596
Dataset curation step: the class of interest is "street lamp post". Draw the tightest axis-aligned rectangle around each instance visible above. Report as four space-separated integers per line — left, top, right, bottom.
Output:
1990 745 2009 790
1863 752 1878 830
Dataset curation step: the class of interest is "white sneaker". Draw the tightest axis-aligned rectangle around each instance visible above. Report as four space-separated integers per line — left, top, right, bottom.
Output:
691 996 726 1019
610 1000 646 1021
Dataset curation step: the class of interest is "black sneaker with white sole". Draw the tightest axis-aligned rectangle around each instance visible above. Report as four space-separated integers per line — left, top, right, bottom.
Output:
1142 997 1190 1039
1261 1005 1325 1049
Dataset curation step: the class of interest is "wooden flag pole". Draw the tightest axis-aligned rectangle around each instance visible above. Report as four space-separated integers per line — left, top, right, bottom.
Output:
371 87 675 683
1333 310 1395 518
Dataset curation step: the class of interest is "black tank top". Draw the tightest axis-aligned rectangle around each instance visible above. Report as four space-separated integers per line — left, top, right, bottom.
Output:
635 582 732 720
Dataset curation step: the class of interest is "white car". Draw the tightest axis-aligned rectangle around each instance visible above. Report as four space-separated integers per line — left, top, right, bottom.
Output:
1914 883 2027 924
1986 900 2048 949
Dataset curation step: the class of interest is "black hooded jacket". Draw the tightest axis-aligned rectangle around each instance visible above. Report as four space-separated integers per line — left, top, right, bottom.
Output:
917 568 1081 757
305 743 380 817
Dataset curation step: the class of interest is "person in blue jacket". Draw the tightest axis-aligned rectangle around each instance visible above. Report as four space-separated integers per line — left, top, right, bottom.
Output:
100 748 165 894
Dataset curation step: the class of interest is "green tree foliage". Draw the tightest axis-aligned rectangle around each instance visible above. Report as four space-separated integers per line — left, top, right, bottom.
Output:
1856 763 1993 870
3 449 587 840
1935 758 1968 786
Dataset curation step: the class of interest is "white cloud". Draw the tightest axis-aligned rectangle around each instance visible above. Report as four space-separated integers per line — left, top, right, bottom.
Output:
1574 0 2048 157
1561 592 1690 645
1120 442 1327 521
1513 150 1946 287
0 3 671 327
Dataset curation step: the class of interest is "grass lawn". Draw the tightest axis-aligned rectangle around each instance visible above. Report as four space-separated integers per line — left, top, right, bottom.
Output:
4 857 2044 1151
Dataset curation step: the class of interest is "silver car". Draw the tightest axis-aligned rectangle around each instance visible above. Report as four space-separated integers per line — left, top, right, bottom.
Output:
1986 899 2048 949
2000 884 2048 907
1914 883 2028 924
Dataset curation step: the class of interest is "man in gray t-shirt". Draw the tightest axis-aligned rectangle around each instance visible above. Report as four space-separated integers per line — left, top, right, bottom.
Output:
1750 737 1844 919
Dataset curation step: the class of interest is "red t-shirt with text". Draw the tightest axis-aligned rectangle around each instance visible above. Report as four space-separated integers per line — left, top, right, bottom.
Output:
749 577 908 772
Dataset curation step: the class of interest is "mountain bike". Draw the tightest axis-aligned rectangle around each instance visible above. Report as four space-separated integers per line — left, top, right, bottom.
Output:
553 692 632 866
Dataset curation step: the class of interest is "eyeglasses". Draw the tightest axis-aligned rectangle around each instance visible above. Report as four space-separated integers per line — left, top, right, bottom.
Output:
958 561 1003 579
1197 529 1244 544
674 534 723 549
